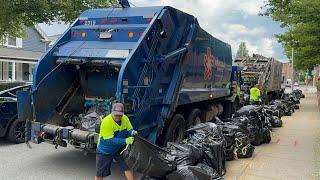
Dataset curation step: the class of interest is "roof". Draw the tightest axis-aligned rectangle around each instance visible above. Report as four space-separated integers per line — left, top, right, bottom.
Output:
48 34 62 46
0 48 42 63
34 25 50 42
80 7 164 18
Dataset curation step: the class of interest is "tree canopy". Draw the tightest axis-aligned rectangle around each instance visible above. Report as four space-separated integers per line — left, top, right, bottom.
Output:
261 0 320 70
0 0 118 41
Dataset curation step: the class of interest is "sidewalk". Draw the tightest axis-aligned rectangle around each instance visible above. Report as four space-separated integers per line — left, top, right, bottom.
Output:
224 93 320 180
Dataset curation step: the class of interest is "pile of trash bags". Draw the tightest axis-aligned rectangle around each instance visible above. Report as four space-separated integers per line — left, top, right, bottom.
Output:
232 105 272 146
65 100 112 132
123 123 225 179
215 117 255 161
122 90 304 179
268 90 304 117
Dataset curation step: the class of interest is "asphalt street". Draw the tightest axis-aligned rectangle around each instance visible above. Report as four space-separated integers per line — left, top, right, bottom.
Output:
0 139 126 180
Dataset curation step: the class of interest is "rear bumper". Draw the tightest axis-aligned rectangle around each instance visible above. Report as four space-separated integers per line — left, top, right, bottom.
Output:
30 122 98 150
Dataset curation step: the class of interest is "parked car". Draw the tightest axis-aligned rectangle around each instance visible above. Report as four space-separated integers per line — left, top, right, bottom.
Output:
0 85 31 143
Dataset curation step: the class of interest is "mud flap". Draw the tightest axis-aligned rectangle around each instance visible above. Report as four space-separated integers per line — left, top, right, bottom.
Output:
17 90 33 141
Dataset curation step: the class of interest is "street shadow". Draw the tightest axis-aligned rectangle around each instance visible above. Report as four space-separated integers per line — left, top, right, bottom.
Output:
31 148 130 179
0 137 18 146
33 149 142 180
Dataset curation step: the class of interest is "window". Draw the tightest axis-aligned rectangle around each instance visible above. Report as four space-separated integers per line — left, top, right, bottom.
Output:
0 62 2 80
3 37 22 48
8 62 13 80
7 36 16 46
2 62 9 80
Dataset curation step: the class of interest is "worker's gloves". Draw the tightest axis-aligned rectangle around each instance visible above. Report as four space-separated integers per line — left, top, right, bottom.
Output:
130 130 138 137
125 137 134 145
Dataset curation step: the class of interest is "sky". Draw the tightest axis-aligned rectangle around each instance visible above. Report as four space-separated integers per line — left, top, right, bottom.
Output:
39 0 289 62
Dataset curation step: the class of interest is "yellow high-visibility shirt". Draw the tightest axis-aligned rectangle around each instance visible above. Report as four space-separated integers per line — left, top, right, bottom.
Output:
236 86 241 96
97 114 133 154
250 87 261 101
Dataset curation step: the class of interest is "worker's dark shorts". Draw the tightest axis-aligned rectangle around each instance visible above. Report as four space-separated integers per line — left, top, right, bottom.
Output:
96 153 129 177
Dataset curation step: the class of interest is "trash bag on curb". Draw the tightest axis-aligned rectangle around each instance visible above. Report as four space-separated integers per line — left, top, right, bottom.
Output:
271 116 282 127
166 143 203 167
262 128 271 144
167 163 221 180
185 123 226 176
201 140 226 176
122 137 176 178
236 144 255 158
234 105 262 117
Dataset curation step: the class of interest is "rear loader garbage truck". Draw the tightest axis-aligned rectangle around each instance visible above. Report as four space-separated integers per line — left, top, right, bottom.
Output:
18 1 237 150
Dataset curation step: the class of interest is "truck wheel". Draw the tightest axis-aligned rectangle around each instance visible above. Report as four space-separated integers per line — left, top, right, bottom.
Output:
7 119 26 143
187 108 203 128
164 114 186 145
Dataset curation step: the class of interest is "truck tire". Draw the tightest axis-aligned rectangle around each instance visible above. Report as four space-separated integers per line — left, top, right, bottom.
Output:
164 114 186 145
7 119 26 143
187 108 203 128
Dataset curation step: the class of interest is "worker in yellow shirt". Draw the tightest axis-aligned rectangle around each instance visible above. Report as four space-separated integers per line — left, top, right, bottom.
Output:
95 103 137 180
250 84 261 105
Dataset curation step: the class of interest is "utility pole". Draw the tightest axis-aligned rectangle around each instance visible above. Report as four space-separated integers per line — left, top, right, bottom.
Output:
291 48 294 92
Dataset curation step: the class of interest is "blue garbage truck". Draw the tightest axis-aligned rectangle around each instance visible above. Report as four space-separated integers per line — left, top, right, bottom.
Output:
18 1 237 150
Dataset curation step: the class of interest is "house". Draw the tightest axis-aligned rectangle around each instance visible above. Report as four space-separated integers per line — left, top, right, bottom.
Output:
0 25 51 82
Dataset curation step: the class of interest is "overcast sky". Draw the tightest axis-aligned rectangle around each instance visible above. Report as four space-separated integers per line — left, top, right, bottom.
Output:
39 0 288 62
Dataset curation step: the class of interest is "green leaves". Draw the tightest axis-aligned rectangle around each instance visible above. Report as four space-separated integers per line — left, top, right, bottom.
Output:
262 0 320 70
0 0 118 41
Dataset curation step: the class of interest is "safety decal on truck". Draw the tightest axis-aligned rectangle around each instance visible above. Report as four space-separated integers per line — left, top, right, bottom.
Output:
204 47 214 80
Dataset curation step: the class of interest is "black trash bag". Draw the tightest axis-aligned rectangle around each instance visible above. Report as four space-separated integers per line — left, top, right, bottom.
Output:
201 140 226 176
234 105 262 117
272 116 282 127
167 163 221 180
186 123 224 139
249 125 264 146
262 128 271 144
225 145 236 161
235 132 250 146
186 123 226 176
236 144 255 158
216 120 254 160
284 107 293 116
228 132 254 160
166 143 203 167
122 137 176 178
293 104 300 109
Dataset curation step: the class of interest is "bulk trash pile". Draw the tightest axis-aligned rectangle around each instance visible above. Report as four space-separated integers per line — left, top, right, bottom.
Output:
122 90 304 179
122 123 224 180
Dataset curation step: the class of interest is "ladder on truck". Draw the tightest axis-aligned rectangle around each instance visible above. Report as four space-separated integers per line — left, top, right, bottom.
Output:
258 58 273 104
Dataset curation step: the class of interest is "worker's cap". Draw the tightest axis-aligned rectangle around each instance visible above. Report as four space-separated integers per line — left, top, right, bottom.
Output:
112 103 124 116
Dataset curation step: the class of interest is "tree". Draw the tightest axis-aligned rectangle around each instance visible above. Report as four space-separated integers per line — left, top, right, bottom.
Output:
261 0 320 70
0 0 118 41
236 42 249 59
